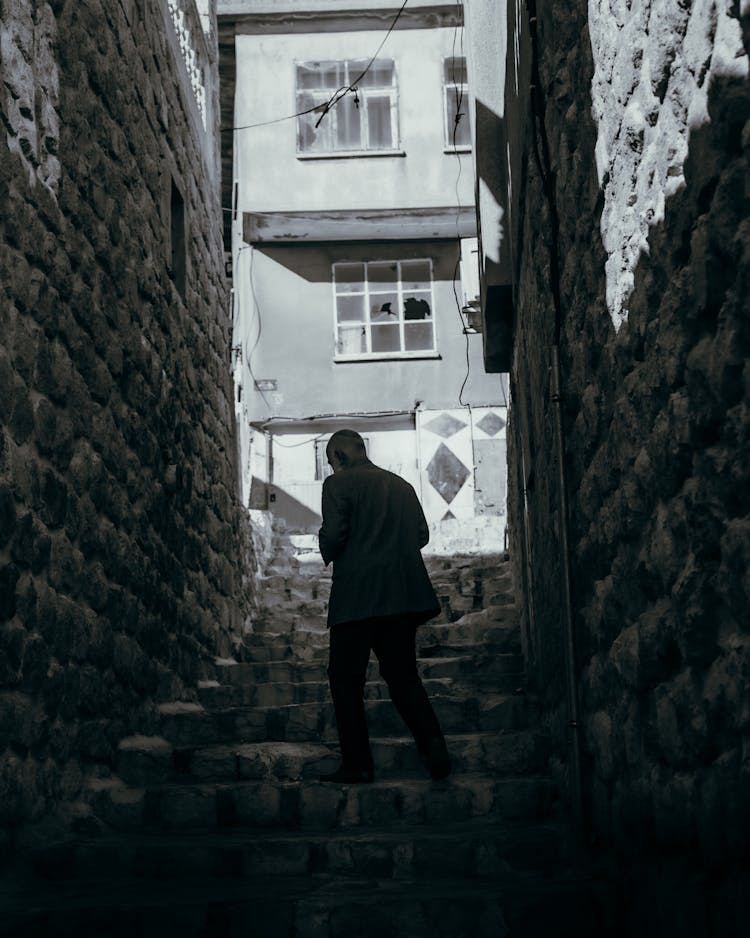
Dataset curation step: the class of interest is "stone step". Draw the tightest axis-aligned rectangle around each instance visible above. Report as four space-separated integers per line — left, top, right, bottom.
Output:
0 868 621 938
116 730 547 786
24 818 573 886
157 693 530 747
201 676 465 709
216 652 525 690
88 774 556 833
202 676 532 711
236 626 521 668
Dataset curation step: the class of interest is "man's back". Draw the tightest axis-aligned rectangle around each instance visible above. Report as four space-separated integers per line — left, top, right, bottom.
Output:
319 460 439 627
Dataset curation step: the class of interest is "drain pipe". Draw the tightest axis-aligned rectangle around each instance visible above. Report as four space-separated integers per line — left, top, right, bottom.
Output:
550 346 584 842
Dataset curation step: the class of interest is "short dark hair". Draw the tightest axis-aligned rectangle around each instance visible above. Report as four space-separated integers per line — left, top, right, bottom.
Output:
327 429 366 456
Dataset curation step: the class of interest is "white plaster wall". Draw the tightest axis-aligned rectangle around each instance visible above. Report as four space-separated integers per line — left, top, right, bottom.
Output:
588 0 748 331
231 241 502 423
234 26 475 211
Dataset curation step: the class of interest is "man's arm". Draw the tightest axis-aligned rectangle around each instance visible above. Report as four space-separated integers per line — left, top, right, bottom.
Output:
318 476 350 566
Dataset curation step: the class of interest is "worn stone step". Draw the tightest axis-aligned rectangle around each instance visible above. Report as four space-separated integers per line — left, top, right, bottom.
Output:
88 774 556 833
0 867 621 938
117 730 546 787
158 693 530 747
237 620 521 665
24 818 573 887
201 675 464 710
216 652 525 690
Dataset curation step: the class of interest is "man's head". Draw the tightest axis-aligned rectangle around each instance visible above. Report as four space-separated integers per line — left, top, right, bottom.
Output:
326 429 368 473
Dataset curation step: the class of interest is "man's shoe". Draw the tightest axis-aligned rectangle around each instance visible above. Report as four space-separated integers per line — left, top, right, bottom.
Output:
319 766 374 784
423 737 451 780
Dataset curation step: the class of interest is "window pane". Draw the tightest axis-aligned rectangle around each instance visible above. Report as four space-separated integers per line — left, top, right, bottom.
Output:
403 296 431 320
404 322 434 351
367 262 397 286
369 292 399 322
400 261 431 291
335 94 362 150
297 61 343 89
356 59 394 88
444 57 467 84
338 325 366 355
297 96 330 152
336 294 365 322
371 324 401 353
366 95 393 148
335 264 365 292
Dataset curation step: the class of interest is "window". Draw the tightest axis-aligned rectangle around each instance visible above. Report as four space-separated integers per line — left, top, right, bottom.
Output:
296 59 399 155
315 435 370 480
333 259 436 359
443 56 471 149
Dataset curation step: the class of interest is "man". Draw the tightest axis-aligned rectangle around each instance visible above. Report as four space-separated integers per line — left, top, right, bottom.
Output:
318 428 451 784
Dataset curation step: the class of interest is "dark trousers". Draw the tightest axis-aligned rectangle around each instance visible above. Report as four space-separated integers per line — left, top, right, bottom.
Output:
327 615 444 772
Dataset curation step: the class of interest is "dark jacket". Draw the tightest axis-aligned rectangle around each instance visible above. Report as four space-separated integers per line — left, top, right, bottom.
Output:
319 460 440 628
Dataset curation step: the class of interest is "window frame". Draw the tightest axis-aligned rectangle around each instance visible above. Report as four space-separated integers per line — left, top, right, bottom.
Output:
332 258 439 362
295 58 402 157
442 55 471 152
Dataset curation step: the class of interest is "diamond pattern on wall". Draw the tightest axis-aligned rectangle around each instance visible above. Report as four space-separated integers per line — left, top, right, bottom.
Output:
424 412 467 439
442 510 456 521
426 443 470 504
476 411 506 437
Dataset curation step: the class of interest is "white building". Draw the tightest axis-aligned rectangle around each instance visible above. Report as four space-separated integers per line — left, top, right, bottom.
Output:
218 0 509 553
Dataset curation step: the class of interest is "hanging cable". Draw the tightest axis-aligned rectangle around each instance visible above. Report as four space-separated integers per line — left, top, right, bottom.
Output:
244 246 272 411
448 0 471 407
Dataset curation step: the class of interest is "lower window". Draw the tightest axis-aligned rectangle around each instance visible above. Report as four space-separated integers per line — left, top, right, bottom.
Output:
333 259 436 359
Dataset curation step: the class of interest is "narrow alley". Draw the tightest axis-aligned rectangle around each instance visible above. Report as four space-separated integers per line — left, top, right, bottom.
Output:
1 1 748 936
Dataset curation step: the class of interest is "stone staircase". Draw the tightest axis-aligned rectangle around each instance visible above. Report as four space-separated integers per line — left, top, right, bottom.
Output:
0 528 622 937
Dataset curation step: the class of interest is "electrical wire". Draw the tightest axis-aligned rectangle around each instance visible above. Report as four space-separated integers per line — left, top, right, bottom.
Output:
449 0 471 407
245 246 272 411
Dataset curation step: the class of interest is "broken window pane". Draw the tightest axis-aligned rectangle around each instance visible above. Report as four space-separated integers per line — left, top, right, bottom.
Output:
403 296 431 320
333 257 436 358
369 292 399 322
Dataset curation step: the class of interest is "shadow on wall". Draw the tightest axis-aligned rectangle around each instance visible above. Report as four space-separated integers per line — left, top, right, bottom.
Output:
267 485 322 533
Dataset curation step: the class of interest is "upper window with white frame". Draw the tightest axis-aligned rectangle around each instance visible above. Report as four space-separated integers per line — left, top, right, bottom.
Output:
296 59 399 155
333 259 436 360
443 56 471 149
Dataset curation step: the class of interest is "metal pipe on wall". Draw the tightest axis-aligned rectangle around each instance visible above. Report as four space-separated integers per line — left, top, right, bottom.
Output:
550 344 583 841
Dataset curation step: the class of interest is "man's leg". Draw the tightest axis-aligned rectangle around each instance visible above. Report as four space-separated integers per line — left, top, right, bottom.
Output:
372 617 451 780
322 619 375 782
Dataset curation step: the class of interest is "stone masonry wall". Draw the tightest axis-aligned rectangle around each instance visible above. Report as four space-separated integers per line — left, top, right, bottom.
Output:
0 0 253 846
508 0 750 929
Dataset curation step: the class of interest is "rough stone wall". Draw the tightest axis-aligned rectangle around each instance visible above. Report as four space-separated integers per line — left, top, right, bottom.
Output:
508 0 750 928
0 0 252 844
